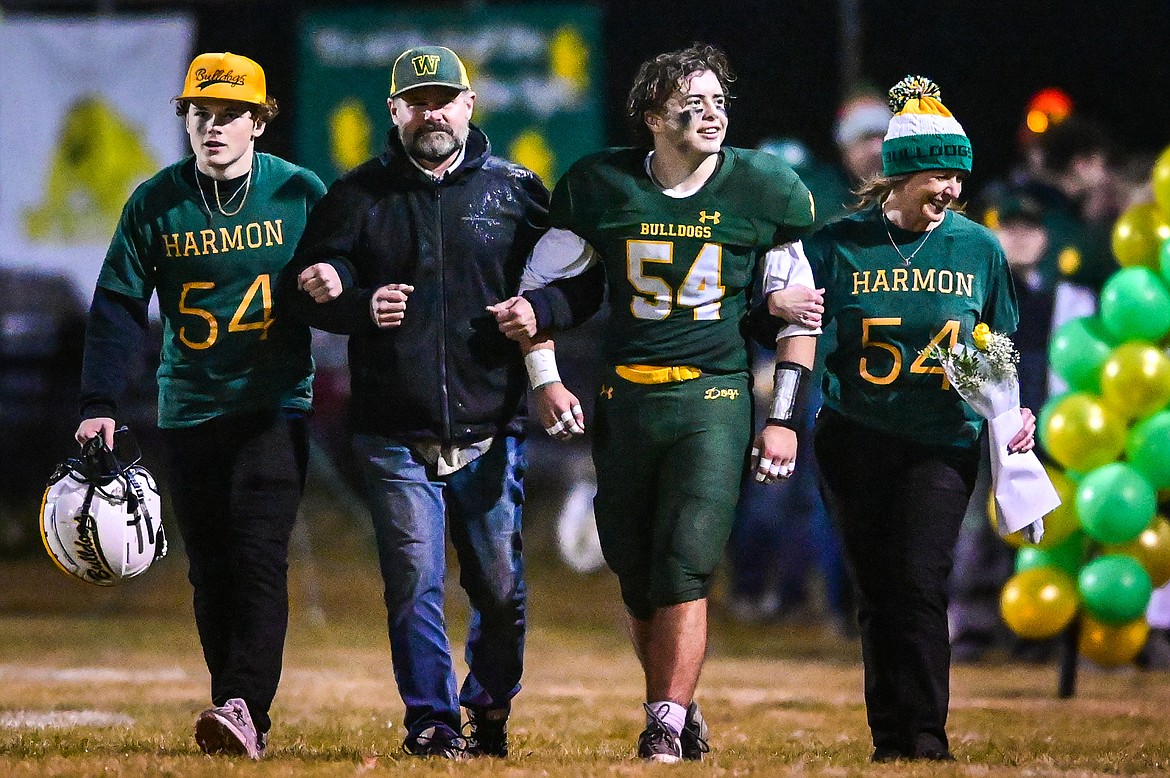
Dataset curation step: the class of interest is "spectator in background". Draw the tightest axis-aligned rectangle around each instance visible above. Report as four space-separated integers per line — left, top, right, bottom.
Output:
984 115 1120 292
725 89 890 630
818 87 894 224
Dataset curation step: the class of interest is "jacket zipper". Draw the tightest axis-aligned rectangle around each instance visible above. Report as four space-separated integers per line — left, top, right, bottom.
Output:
436 185 452 442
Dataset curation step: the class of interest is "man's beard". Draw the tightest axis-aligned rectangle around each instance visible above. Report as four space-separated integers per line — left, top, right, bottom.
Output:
408 126 464 162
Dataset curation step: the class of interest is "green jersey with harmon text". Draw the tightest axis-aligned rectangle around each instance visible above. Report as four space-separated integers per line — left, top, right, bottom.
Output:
807 205 1019 448
551 147 814 373
97 153 327 428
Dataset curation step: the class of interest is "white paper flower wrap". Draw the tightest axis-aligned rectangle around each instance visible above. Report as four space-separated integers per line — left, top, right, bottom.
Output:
932 339 1060 542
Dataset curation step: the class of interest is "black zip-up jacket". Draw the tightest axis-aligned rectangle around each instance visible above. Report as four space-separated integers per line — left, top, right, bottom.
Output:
282 125 551 444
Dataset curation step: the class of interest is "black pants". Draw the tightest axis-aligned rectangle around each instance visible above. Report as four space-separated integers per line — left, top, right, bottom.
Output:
814 408 978 755
162 410 309 735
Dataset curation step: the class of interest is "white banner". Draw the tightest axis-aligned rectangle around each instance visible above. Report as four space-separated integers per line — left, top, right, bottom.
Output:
0 14 194 303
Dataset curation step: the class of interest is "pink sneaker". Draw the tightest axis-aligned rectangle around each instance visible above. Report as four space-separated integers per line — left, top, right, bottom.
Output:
195 697 263 759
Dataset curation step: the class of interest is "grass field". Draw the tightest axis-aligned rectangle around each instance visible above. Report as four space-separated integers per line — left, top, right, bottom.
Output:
4 474 1170 776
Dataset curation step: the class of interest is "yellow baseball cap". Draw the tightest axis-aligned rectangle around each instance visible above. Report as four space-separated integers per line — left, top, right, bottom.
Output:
178 52 266 105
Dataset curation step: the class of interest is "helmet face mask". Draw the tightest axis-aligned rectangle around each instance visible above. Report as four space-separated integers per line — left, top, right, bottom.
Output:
40 433 167 586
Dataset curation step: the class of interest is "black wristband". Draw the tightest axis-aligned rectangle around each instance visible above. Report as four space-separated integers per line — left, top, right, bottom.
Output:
766 362 812 431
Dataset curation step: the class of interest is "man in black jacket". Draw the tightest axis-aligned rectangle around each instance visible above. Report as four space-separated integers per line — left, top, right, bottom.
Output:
283 45 549 760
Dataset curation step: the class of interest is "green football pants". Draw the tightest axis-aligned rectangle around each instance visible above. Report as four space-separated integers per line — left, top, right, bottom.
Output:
592 369 751 619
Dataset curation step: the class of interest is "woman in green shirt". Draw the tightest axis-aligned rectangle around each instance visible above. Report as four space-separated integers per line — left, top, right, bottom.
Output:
764 76 1037 762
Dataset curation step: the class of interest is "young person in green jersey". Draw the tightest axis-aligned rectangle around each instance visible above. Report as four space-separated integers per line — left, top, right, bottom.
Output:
760 76 1039 762
74 52 326 760
490 43 816 762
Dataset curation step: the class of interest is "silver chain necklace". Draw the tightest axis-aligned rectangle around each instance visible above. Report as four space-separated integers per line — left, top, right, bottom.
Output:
882 212 937 266
195 166 252 218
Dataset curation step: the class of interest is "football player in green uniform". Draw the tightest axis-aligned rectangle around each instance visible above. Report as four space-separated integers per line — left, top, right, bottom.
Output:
490 44 815 762
761 76 1039 763
74 52 326 759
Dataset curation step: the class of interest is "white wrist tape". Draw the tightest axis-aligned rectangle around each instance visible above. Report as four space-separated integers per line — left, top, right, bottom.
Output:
525 349 561 389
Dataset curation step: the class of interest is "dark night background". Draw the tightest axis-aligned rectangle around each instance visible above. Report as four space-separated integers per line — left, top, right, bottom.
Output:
5 0 1168 198
1 0 1168 555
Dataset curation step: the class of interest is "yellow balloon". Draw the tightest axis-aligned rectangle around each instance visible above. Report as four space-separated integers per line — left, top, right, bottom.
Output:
1000 567 1079 639
1036 466 1081 548
1106 516 1170 588
1041 393 1127 472
1112 202 1170 270
1100 343 1170 421
1153 145 1170 219
1078 614 1149 667
989 490 1024 548
998 466 1082 548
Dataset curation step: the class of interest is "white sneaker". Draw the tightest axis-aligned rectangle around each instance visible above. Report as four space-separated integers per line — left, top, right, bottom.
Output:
195 697 263 759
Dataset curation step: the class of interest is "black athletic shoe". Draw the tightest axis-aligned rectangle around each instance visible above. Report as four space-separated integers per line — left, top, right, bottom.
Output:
464 705 509 758
680 701 710 761
637 703 682 763
912 733 955 761
871 746 906 763
403 724 466 759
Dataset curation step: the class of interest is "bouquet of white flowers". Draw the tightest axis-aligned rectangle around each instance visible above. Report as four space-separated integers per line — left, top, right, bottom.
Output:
928 324 1060 542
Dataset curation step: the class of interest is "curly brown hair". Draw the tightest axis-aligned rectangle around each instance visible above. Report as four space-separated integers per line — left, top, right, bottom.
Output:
625 43 734 145
173 95 280 124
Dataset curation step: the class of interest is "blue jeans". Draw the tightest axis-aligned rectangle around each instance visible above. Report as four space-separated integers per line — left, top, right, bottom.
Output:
353 434 527 736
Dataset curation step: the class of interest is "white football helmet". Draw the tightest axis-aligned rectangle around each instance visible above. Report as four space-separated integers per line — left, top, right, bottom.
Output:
40 434 167 586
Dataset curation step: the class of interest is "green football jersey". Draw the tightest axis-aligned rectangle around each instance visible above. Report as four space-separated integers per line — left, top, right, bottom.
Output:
806 206 1019 448
98 153 326 428
551 147 814 374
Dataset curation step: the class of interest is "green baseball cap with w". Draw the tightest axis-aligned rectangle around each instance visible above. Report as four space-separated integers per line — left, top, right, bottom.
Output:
390 45 471 98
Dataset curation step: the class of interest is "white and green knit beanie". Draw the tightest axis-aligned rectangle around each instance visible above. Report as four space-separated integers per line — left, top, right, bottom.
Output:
881 75 972 177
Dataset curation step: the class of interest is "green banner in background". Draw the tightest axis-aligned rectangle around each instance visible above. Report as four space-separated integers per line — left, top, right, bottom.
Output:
297 5 603 186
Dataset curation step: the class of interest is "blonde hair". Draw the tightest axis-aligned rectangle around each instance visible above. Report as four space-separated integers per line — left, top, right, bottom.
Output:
852 172 965 213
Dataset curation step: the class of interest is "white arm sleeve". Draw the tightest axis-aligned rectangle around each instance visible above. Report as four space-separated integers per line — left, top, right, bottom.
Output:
519 228 599 293
761 240 821 339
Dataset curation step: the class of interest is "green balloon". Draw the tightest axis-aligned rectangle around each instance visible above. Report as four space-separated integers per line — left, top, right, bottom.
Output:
1159 237 1170 286
1016 532 1087 576
1099 267 1170 343
1048 317 1113 392
1078 553 1153 624
1126 410 1170 490
1076 462 1157 545
1015 546 1046 573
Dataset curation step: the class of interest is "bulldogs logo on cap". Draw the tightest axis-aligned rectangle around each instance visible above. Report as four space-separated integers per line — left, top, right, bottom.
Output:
177 52 266 105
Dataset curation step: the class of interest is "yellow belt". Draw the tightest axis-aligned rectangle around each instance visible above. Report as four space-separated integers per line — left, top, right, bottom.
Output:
614 364 702 385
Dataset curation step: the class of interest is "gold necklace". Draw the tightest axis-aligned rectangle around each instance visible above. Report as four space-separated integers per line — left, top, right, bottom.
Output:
195 167 252 218
882 213 937 266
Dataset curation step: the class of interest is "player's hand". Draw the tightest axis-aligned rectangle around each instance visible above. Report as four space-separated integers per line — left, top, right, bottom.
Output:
487 296 538 341
1008 406 1037 454
750 424 798 483
297 263 344 303
370 283 415 329
767 286 824 328
76 417 116 450
534 382 585 440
